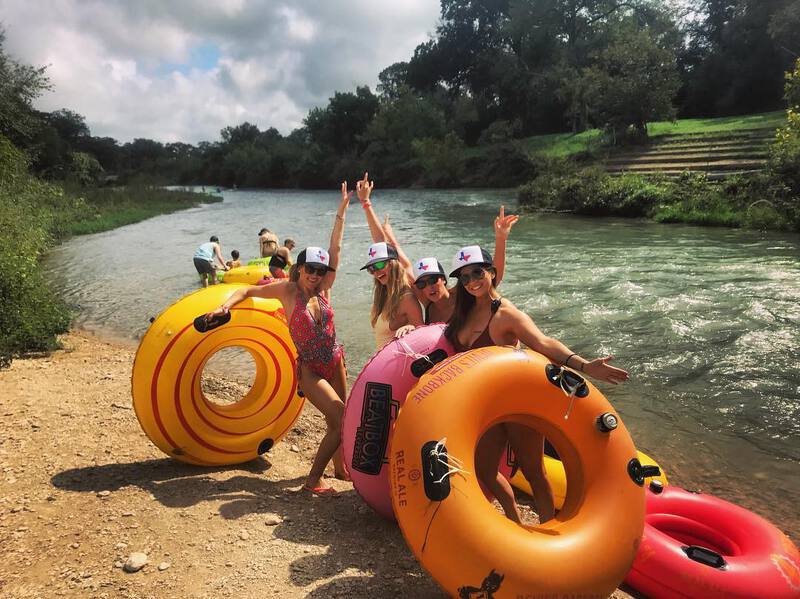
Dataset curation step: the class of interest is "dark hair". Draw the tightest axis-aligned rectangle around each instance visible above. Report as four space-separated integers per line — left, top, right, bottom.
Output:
231 249 239 259
210 235 219 243
444 266 497 346
289 263 300 282
258 228 269 235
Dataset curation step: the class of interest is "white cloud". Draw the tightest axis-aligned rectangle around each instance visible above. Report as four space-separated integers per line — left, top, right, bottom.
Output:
0 0 439 143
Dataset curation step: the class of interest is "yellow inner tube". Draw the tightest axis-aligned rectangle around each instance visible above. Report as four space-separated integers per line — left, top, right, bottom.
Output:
223 265 272 285
506 448 668 509
131 284 303 465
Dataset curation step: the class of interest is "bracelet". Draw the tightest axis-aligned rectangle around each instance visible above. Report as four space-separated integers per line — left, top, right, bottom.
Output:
564 353 577 368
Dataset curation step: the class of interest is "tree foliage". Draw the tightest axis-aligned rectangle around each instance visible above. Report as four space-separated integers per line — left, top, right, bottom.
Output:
0 28 50 143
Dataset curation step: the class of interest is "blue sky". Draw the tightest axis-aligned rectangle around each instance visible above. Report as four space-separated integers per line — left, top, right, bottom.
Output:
1 0 440 143
153 43 222 77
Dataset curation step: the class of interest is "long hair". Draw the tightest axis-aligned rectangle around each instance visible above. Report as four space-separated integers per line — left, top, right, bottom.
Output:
444 267 497 345
289 263 300 282
370 260 409 327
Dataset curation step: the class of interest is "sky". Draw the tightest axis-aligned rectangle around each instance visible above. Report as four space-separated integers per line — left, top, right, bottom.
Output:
1 0 440 144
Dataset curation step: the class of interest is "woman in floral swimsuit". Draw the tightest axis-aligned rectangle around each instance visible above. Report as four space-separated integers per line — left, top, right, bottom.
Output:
206 183 352 495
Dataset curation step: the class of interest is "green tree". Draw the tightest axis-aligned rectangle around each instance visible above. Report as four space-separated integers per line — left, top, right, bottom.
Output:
220 122 261 146
0 28 50 143
412 132 466 187
585 25 680 141
304 86 379 153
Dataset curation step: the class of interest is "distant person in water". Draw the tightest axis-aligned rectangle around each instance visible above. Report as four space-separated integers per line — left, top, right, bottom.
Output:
193 236 228 287
269 238 295 279
259 228 279 258
226 249 241 270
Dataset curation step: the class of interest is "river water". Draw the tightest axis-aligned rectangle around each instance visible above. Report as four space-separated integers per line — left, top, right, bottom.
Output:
44 188 800 539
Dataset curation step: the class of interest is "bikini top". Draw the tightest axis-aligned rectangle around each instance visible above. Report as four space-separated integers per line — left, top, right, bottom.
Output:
452 298 502 353
270 253 287 270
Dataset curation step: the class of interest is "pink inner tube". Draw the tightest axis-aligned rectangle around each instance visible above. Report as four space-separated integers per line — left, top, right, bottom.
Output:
342 324 454 520
625 484 800 599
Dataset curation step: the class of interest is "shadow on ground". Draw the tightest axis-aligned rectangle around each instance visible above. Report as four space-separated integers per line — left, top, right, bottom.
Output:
50 458 444 595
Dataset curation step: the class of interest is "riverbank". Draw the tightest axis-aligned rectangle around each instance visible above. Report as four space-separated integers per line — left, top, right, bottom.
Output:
0 330 638 598
0 133 222 367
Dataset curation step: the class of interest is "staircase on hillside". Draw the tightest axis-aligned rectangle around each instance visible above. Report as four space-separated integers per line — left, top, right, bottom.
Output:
603 128 776 180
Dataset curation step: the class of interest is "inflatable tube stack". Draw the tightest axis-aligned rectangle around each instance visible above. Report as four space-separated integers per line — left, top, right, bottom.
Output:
131 284 303 465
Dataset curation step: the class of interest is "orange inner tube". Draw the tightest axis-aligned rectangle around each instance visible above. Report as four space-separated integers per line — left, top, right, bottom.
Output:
390 346 645 597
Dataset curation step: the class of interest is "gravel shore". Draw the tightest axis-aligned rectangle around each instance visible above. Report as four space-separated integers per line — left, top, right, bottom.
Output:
0 330 637 598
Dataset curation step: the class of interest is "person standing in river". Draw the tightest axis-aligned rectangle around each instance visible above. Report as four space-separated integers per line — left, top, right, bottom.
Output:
193 236 228 287
258 228 279 258
206 185 352 495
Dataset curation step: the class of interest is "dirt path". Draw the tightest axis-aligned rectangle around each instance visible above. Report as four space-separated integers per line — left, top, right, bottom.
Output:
0 331 635 598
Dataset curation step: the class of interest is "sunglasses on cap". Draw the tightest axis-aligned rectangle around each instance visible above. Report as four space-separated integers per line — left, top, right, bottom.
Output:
458 266 491 286
366 260 389 274
303 264 327 276
415 275 444 290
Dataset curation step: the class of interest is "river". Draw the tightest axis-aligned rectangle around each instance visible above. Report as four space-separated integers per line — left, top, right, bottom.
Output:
44 188 800 539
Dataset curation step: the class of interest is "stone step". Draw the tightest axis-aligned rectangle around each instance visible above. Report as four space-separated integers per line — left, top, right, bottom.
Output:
650 130 776 146
608 168 764 180
606 150 768 165
605 159 766 173
638 139 772 152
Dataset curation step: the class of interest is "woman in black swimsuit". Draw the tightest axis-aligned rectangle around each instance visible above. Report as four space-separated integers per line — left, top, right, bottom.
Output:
445 245 630 524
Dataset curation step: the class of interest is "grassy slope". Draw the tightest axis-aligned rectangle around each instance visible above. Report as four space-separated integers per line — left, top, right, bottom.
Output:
519 111 787 158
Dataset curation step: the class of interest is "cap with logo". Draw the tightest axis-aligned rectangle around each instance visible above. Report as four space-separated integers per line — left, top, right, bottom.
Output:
449 245 493 277
360 242 399 270
412 257 446 282
296 246 334 271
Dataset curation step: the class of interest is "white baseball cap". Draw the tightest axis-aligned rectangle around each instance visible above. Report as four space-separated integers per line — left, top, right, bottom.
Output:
297 246 333 271
449 245 494 277
412 257 446 282
360 242 399 270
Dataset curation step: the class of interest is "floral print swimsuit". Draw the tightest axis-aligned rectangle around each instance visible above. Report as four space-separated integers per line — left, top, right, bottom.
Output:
288 289 343 381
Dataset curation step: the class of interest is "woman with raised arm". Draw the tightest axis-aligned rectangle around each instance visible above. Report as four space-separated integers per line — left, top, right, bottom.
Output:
205 184 352 496
380 206 518 325
445 245 630 523
355 173 423 348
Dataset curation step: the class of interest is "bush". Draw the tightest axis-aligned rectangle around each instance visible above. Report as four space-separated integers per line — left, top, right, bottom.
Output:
0 134 221 367
518 157 799 230
0 136 71 367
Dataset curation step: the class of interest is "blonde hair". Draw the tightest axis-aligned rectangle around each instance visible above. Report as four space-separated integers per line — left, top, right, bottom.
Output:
370 260 409 327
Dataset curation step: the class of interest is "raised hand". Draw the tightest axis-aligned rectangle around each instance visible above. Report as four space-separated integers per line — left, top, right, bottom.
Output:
338 181 351 214
356 171 374 206
341 181 352 203
494 205 520 239
583 356 629 385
